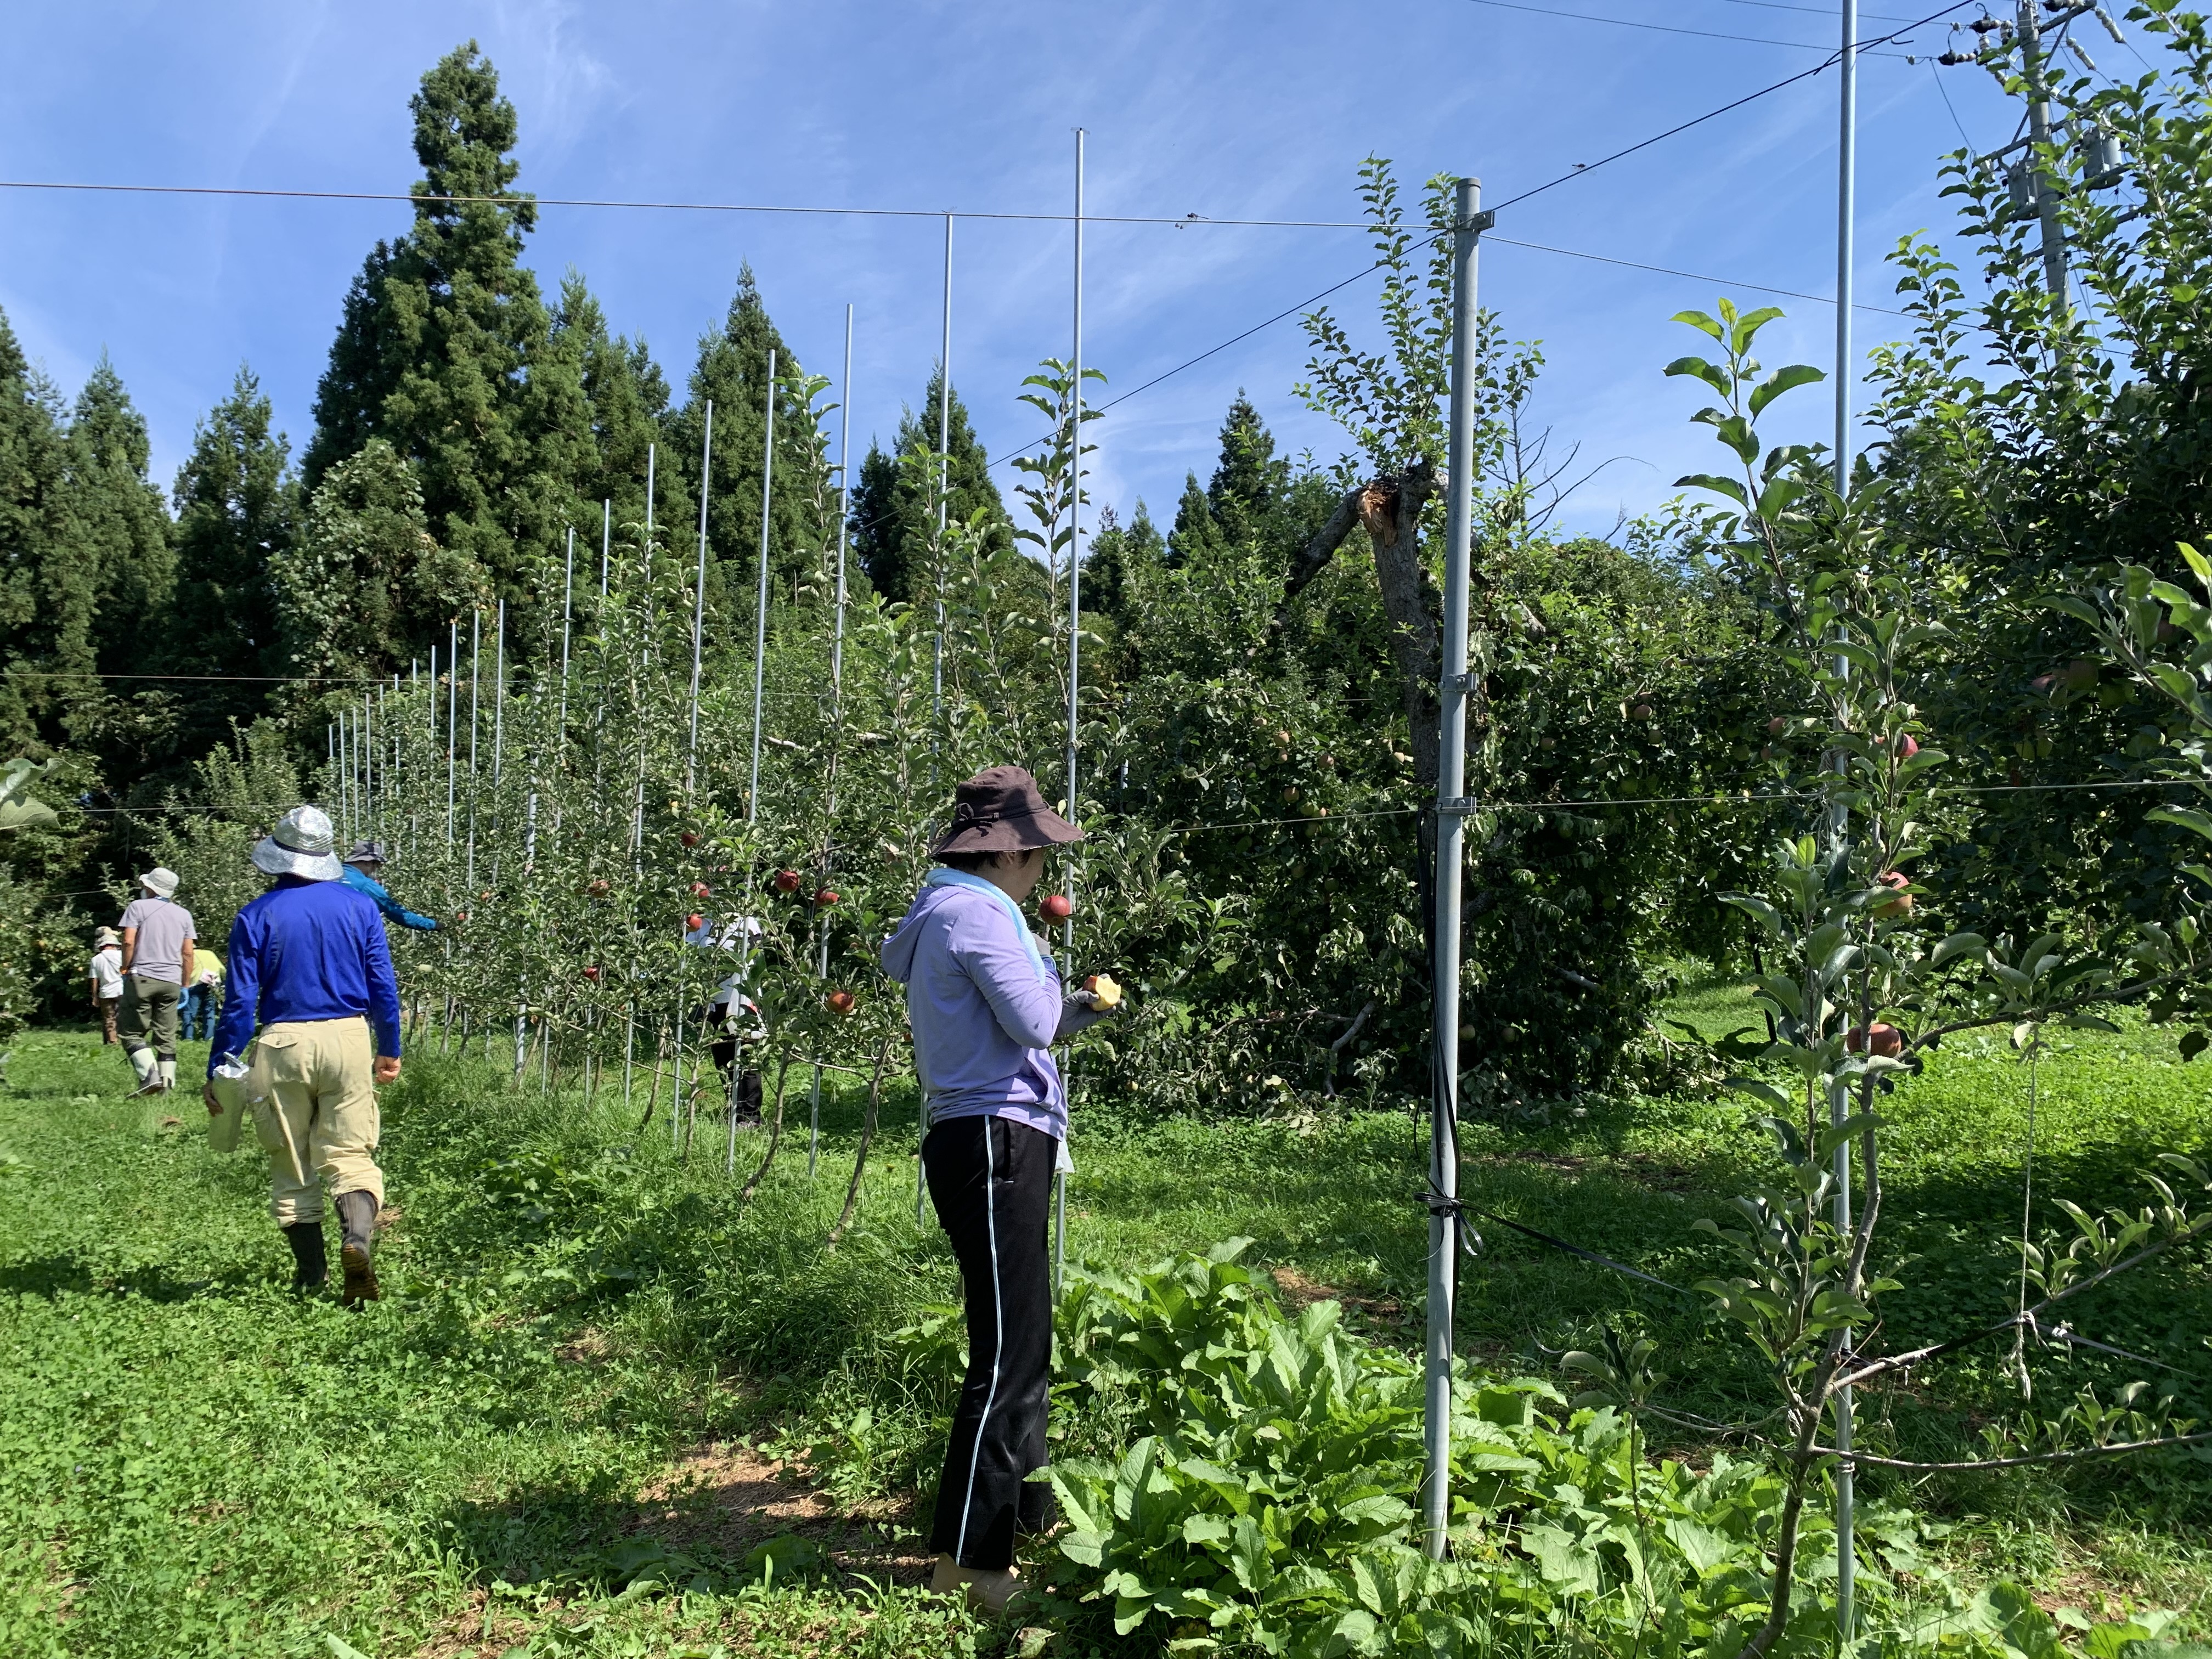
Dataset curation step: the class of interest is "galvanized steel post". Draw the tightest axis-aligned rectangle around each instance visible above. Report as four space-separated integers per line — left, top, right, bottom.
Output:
1424 175 1483 1562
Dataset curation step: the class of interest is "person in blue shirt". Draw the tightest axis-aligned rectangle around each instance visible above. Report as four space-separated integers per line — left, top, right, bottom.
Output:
340 840 439 930
206 806 404 1305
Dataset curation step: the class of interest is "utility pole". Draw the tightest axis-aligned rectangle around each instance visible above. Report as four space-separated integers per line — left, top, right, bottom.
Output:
1955 4 2105 296
1425 174 1487 1563
2020 0 2069 299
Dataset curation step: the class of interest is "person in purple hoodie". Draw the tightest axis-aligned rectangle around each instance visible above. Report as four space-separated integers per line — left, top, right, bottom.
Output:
879 765 1119 1613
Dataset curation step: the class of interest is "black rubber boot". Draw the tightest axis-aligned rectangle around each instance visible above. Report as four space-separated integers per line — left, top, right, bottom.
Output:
283 1221 328 1291
336 1190 380 1307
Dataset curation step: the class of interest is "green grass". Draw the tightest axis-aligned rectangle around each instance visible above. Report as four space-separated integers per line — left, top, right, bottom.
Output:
1 1004 2209 1656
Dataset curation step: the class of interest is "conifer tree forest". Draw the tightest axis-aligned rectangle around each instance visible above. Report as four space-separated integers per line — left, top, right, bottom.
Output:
11 19 2212 1656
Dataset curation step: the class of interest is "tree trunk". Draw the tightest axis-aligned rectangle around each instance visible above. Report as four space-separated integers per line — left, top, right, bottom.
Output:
738 1049 795 1205
1279 461 1446 791
827 1032 896 1248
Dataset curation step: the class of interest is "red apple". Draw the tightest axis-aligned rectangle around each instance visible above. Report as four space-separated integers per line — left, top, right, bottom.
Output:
588 878 611 897
583 965 602 982
1766 716 1789 737
453 909 469 923
774 868 803 894
826 990 856 1015
689 882 712 900
680 830 701 848
686 913 704 932
1894 733 1920 759
1041 892 1073 921
814 888 840 908
1874 871 1914 918
1846 1021 1903 1058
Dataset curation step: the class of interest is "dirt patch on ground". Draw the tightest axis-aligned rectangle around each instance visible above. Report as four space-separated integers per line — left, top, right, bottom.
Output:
633 1441 934 1585
636 1441 835 1545
554 1328 612 1367
411 1448 936 1656
1272 1266 1408 1333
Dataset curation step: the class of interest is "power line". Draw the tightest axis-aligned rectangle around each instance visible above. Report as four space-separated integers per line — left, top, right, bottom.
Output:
0 178 1371 232
1722 0 1920 20
1487 233 1907 313
1489 1 1975 213
1465 0 1912 55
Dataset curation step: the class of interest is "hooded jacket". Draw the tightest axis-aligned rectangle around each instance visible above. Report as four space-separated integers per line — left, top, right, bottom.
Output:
880 881 1067 1139
341 864 438 931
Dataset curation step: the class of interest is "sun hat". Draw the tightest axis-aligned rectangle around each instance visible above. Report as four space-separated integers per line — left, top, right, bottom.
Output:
345 838 391 867
138 867 180 898
251 805 344 882
94 926 121 946
929 765 1085 858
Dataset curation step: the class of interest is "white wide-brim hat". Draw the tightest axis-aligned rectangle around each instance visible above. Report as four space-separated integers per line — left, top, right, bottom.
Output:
138 866 179 898
252 804 344 882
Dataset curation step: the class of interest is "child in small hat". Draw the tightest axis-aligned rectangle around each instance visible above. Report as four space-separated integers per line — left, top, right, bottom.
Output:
89 928 123 1045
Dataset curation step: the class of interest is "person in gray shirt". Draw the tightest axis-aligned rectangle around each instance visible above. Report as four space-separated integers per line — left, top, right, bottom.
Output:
118 866 195 1096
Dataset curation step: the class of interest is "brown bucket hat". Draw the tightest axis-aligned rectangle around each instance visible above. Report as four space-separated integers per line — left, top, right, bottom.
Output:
930 765 1085 857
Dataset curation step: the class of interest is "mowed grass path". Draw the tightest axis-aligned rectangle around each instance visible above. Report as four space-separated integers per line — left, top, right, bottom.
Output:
0 1002 2208 1655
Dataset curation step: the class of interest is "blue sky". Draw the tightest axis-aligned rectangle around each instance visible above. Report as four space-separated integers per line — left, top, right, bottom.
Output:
2 1 2085 540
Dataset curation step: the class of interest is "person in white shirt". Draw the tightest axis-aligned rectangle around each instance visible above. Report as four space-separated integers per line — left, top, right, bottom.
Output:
88 929 125 1045
686 915 764 1121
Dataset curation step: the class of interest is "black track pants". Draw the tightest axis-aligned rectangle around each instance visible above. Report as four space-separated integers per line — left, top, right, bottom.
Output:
924 1113 1058 1570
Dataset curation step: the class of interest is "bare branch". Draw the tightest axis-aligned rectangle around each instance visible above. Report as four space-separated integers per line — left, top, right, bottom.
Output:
1805 1430 2212 1472
1837 1214 2212 1391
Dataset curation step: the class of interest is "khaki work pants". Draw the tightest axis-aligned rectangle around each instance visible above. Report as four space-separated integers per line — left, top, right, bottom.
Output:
98 997 120 1045
119 975 181 1061
247 1017 385 1225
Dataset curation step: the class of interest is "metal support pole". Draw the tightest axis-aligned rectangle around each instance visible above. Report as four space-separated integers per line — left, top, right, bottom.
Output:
689 399 714 785
1834 5 1860 1637
1424 176 1483 1562
601 499 611 598
814 305 855 1180
934 214 952 736
750 351 776 821
446 622 458 848
489 602 506 888
834 306 853 716
466 609 481 892
560 526 574 737
1056 128 1087 1301
2019 0 2069 298
364 692 376 838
